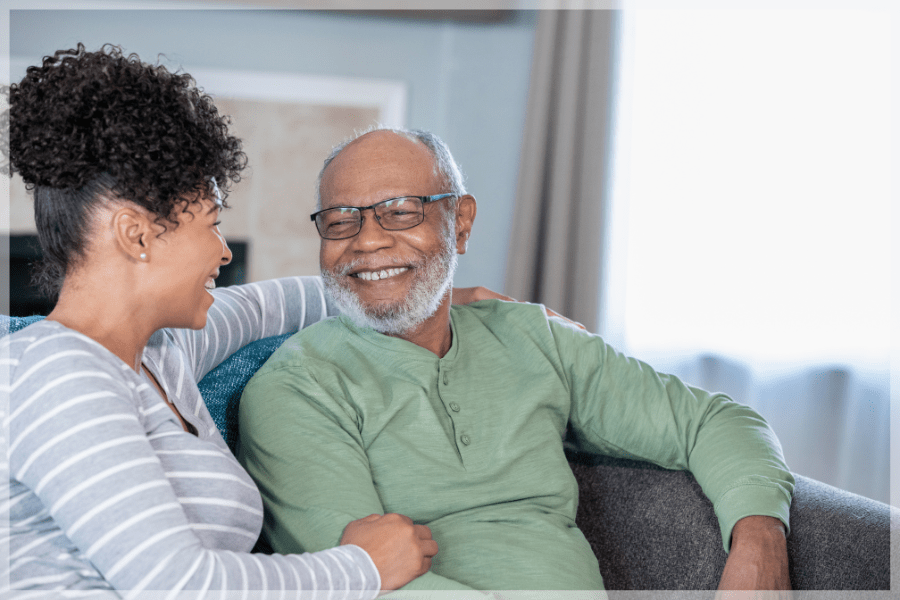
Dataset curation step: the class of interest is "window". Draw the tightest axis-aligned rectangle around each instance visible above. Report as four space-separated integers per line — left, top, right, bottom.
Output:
604 8 891 502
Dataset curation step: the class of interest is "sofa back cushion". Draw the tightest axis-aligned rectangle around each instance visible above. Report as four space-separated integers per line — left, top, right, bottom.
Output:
198 334 291 452
1 315 45 335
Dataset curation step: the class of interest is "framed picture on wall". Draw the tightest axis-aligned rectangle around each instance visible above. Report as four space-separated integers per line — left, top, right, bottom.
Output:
6 59 407 289
192 68 406 282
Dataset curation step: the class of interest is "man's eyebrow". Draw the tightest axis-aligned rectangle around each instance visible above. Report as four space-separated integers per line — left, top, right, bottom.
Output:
330 193 425 206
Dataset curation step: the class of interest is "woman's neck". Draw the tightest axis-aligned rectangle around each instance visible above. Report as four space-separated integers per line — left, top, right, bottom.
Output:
47 277 159 372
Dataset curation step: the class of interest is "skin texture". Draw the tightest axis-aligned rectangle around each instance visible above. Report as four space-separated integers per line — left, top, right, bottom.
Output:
717 515 792 598
318 130 476 357
320 130 792 592
47 195 232 372
340 514 438 593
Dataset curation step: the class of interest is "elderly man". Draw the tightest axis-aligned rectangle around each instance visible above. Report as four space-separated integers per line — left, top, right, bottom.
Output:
237 128 794 594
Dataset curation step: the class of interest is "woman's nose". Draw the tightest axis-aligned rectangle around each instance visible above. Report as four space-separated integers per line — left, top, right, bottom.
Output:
221 240 233 265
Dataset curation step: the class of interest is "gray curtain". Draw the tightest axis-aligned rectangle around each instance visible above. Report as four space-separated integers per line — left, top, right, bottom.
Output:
504 10 620 332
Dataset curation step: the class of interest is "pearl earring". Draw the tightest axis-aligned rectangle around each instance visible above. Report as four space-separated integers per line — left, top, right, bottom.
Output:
140 253 147 261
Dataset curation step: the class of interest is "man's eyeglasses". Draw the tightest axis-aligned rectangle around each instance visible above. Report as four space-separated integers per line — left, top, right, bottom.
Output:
310 193 456 240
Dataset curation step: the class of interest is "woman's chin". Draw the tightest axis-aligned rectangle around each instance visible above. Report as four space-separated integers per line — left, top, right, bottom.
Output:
181 294 214 330
191 313 210 330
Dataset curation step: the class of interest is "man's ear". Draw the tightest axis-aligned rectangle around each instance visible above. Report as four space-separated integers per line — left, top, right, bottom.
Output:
454 195 477 255
111 206 155 263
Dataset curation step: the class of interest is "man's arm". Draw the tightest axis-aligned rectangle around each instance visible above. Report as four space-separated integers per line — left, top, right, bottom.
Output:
547 317 794 579
237 362 480 593
717 515 791 596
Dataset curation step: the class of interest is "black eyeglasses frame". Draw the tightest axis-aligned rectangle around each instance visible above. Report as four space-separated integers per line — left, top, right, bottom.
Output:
310 193 456 240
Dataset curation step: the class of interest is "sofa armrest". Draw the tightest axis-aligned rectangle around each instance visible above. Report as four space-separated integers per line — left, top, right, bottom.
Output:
568 452 893 590
787 472 894 590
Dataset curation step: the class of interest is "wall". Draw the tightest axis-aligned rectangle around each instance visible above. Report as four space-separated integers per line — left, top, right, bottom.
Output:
9 8 537 290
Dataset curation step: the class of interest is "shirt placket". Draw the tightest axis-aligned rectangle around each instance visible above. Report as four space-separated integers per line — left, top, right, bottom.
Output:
437 362 472 464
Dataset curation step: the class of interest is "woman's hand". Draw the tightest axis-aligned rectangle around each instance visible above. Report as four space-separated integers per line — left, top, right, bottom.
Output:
340 513 438 592
451 286 515 305
452 287 586 330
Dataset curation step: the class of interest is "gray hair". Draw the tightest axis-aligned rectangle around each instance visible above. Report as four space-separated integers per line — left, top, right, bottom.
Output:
315 125 467 210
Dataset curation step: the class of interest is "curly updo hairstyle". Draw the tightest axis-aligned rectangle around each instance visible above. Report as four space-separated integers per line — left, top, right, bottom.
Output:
8 43 247 299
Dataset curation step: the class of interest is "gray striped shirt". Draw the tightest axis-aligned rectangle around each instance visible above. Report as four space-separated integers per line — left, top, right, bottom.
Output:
2 277 380 599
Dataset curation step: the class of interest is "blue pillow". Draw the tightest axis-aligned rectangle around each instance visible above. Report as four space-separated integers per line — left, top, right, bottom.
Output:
1 314 46 335
198 333 291 453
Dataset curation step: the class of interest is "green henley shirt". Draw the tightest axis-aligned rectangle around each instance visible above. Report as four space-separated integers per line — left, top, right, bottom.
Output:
238 300 793 593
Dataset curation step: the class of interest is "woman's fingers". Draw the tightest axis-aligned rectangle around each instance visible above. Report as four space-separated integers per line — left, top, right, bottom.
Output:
339 512 437 591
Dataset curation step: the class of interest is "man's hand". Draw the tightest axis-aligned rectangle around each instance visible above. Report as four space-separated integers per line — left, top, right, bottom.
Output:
716 515 792 600
451 287 585 330
339 513 438 592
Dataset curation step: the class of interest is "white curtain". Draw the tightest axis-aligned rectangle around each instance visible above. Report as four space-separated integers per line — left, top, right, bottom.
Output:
642 352 890 503
607 8 892 504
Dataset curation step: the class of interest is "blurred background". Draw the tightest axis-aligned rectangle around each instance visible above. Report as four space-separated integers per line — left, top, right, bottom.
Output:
2 2 894 506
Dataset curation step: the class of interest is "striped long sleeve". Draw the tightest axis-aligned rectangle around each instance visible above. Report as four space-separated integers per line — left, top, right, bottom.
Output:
3 277 377 598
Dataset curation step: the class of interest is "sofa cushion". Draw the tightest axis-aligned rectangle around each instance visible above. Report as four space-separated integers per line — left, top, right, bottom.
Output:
198 333 292 453
1 314 45 335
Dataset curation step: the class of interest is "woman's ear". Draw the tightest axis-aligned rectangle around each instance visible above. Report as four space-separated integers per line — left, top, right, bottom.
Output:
455 195 477 255
111 206 154 262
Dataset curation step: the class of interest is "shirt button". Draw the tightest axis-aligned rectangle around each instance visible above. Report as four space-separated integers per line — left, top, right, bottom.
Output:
460 434 470 445
449 402 460 412
442 372 449 385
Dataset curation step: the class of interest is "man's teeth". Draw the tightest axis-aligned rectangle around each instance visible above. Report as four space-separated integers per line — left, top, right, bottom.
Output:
355 267 408 281
205 279 216 290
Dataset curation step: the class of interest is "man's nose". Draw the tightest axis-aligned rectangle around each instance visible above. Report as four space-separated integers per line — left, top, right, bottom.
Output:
221 240 233 265
352 214 393 250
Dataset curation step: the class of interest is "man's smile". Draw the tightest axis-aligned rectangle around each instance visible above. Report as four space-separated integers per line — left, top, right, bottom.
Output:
352 267 410 282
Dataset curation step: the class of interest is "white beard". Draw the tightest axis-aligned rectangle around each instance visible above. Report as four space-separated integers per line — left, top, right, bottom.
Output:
321 218 458 336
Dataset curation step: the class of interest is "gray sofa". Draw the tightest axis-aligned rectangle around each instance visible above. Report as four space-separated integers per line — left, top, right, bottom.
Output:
569 453 892 590
5 315 895 590
196 329 898 592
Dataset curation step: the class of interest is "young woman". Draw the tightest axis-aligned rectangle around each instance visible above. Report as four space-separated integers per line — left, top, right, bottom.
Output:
3 44 475 597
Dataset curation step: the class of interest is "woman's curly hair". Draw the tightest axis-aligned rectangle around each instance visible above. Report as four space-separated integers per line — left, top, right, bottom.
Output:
8 43 247 298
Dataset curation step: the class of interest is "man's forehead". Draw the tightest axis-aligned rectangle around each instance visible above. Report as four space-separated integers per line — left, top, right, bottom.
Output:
321 132 441 206
335 131 431 169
